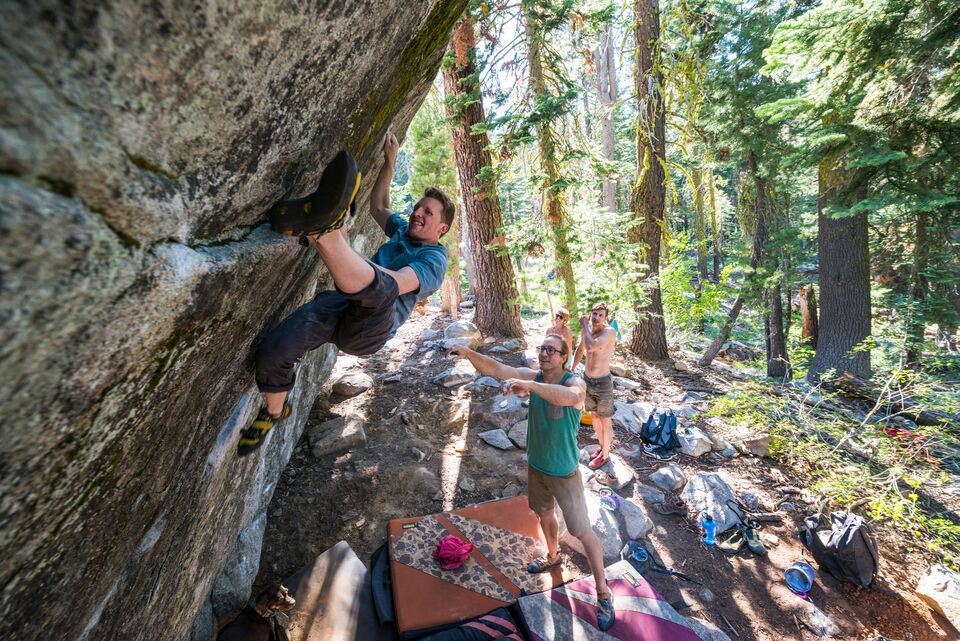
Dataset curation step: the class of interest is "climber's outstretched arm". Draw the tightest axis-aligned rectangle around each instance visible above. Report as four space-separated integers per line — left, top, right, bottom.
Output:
370 131 398 233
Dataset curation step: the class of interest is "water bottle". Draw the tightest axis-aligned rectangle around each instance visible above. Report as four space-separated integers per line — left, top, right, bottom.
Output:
700 514 717 546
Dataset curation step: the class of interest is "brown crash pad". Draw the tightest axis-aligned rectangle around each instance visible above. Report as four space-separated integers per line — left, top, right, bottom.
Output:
282 540 396 641
388 495 569 638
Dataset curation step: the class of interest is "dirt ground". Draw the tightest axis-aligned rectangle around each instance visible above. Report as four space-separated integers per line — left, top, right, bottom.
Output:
255 306 956 640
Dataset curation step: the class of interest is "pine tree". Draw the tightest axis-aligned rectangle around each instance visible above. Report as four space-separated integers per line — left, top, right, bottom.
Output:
443 16 524 337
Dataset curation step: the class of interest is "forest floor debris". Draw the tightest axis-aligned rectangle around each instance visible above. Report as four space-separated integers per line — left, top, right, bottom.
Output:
256 307 957 640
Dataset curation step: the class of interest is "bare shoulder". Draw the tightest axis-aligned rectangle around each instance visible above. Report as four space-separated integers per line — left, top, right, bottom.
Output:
601 327 617 342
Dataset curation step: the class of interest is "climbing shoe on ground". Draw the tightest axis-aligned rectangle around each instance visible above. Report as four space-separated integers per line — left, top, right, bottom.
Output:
268 150 361 238
742 522 767 556
719 528 746 555
596 592 616 631
595 470 619 487
642 443 677 461
653 499 687 517
238 402 292 456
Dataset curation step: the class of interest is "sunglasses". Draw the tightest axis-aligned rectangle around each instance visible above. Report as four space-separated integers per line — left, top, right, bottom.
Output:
538 345 562 356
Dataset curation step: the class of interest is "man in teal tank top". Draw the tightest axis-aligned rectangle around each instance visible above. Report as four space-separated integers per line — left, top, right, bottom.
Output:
447 334 616 631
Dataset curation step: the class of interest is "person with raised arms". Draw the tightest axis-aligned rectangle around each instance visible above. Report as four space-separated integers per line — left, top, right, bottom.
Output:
572 302 618 471
447 334 616 631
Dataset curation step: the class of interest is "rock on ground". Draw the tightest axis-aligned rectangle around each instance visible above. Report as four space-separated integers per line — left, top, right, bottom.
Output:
650 464 686 491
473 394 527 429
679 427 714 458
478 429 514 450
443 320 481 349
620 498 653 539
636 484 666 505
681 471 741 534
683 617 732 641
421 328 441 341
332 372 374 397
507 420 528 449
799 602 840 637
736 433 772 457
609 362 631 377
308 414 367 458
611 400 654 435
432 360 477 387
916 564 960 630
577 447 635 491
500 338 525 351
560 490 623 564
475 376 501 388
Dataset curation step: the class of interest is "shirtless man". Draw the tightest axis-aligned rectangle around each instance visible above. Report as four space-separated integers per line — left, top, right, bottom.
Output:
572 302 617 469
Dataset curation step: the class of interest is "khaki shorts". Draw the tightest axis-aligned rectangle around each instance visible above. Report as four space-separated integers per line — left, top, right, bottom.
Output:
527 466 591 537
583 374 615 417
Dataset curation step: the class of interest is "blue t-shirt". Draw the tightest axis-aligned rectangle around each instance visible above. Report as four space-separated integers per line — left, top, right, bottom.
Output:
369 213 448 333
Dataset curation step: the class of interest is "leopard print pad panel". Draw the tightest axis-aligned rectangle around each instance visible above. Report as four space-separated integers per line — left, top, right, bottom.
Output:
444 512 554 595
391 515 515 602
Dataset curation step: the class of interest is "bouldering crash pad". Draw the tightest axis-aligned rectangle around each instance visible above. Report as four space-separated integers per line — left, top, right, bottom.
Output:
388 495 568 638
518 560 721 640
282 540 397 641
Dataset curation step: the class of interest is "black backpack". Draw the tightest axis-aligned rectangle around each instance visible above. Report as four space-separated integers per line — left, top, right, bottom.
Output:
640 409 680 450
799 511 879 588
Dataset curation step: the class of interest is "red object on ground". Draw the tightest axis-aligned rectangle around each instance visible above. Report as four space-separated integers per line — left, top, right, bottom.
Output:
433 536 474 570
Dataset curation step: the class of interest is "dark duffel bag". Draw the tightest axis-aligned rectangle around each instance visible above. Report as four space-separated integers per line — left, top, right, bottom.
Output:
799 511 879 588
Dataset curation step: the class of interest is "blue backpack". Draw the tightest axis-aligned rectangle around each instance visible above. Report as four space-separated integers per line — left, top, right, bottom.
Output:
640 410 680 450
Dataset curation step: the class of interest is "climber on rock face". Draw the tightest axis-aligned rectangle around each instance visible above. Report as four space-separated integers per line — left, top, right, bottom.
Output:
239 131 454 456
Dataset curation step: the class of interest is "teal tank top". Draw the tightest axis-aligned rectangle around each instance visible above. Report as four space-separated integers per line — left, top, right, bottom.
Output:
527 371 582 477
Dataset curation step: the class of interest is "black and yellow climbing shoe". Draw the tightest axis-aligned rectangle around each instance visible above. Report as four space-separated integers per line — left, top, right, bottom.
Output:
238 402 292 456
268 150 361 238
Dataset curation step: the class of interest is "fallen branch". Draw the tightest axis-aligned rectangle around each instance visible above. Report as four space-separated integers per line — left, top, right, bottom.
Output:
830 372 959 430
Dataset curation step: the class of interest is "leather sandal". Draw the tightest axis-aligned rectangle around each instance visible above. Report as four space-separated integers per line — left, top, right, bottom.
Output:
527 554 564 574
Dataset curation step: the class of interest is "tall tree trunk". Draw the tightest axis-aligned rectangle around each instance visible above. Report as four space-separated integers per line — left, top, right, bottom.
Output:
692 165 709 285
752 155 788 378
799 284 819 349
905 209 928 367
595 22 618 213
629 0 669 361
443 18 523 337
807 130 871 381
708 165 721 281
525 13 577 315
767 284 789 377
440 211 461 317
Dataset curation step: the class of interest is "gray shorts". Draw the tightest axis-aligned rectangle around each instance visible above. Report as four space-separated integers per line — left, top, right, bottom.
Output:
527 466 591 537
583 374 614 417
